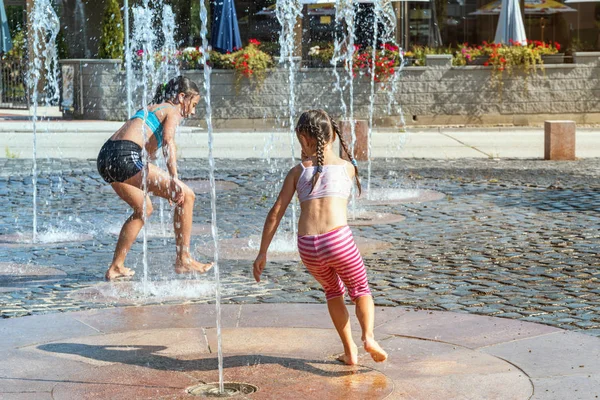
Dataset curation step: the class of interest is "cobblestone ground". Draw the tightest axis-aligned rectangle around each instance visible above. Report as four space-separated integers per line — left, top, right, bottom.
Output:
1 157 599 337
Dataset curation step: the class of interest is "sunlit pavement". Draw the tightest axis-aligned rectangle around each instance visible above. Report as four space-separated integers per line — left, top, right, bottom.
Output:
1 134 599 398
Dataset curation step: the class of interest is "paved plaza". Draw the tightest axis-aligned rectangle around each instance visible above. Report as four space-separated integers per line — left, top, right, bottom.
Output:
1 126 599 399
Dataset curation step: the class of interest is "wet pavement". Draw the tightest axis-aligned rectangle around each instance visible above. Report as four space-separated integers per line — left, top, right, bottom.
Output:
2 303 598 399
1 157 599 339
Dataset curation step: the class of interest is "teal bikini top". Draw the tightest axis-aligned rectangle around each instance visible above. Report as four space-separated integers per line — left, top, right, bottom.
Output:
131 105 172 148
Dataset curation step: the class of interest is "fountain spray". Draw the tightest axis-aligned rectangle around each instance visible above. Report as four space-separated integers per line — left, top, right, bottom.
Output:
131 1 157 292
158 4 180 243
275 0 302 239
28 0 60 243
199 0 224 393
332 0 357 217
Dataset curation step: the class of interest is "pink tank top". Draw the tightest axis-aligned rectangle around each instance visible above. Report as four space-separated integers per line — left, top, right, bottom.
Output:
296 162 353 203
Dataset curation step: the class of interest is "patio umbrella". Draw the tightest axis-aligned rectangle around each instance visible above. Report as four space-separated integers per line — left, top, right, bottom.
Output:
472 0 577 15
495 0 527 43
0 0 12 55
211 0 242 53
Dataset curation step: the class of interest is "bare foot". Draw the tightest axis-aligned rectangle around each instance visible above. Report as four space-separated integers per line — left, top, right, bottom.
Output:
175 258 214 274
336 343 358 366
364 338 388 363
105 265 135 281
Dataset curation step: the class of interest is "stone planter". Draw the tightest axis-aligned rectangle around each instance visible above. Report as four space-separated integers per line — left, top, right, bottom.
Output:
542 53 565 64
273 56 302 66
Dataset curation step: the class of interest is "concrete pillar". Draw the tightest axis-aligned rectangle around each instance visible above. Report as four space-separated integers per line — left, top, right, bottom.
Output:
339 119 368 161
544 120 576 160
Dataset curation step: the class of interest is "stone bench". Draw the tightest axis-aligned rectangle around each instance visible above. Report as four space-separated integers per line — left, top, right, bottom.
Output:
544 120 576 160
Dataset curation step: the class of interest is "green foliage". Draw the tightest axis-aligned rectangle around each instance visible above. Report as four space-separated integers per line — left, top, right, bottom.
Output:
4 30 25 60
178 39 274 86
228 39 274 83
98 0 124 60
5 147 19 159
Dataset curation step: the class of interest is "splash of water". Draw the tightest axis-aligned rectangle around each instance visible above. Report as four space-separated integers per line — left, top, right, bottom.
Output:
332 0 357 217
199 0 224 394
161 4 180 80
131 1 157 292
105 280 215 301
124 0 132 118
247 231 297 253
275 0 302 239
366 1 407 197
367 1 381 197
158 4 180 243
28 0 60 243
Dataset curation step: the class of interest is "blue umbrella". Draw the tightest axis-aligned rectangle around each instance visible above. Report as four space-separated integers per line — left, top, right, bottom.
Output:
0 0 13 54
211 0 242 53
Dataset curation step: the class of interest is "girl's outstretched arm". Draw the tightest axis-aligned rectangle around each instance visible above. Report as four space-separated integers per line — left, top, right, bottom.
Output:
253 166 299 282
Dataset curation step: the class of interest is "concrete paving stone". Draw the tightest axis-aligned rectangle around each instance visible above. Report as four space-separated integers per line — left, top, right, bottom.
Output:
531 374 600 400
482 330 600 379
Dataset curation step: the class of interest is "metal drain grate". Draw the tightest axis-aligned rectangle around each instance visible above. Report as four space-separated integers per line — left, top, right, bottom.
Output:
187 382 258 397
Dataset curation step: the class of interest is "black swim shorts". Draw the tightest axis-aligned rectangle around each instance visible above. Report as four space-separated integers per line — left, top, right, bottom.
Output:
97 140 144 184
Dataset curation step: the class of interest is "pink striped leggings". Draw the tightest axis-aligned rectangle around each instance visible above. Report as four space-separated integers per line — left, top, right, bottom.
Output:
297 225 371 302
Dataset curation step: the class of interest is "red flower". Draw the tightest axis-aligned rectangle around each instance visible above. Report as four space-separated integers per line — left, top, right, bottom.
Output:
554 42 561 51
500 57 506 63
483 61 489 67
249 38 261 46
243 54 249 59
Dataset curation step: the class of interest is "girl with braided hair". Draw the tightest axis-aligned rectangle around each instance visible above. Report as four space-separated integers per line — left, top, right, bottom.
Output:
97 76 213 280
253 109 387 365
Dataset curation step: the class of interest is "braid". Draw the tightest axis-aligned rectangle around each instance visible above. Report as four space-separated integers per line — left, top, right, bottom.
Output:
310 125 325 194
331 118 362 196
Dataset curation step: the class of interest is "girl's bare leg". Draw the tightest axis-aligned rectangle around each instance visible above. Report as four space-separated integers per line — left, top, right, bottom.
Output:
106 181 152 280
327 296 358 365
142 165 212 273
105 165 211 280
355 295 388 362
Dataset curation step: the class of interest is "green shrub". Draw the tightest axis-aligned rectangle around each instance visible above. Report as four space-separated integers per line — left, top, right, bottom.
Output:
98 0 124 59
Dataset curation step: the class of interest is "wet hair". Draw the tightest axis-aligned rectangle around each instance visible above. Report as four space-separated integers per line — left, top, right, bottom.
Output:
152 75 200 104
295 109 362 195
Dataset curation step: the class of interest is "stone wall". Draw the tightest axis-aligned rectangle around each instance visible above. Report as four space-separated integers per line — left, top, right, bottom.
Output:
59 52 600 127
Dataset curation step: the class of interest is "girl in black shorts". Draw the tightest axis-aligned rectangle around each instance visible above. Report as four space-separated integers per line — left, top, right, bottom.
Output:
97 76 212 280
